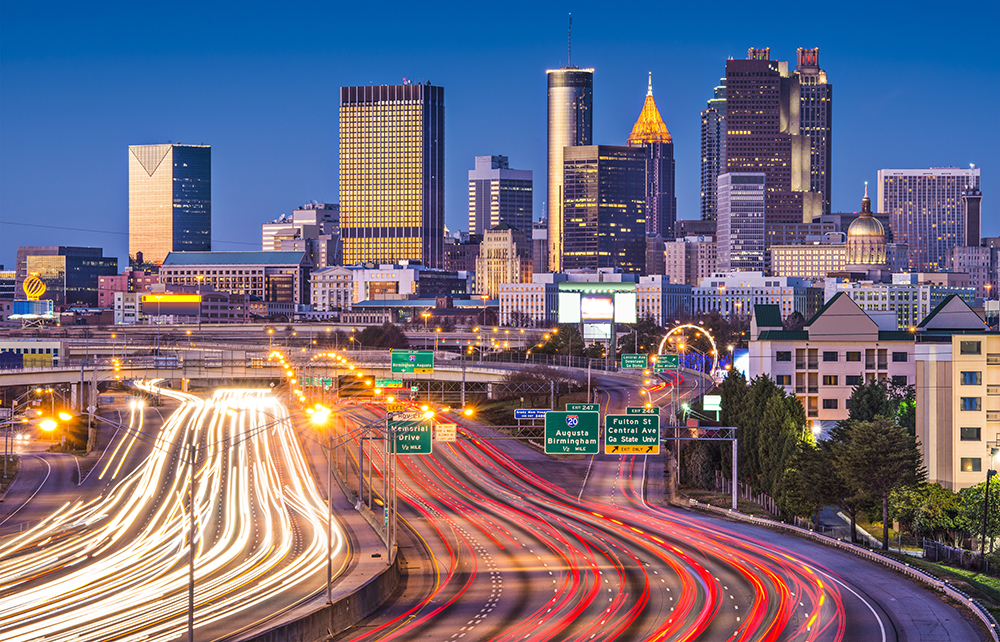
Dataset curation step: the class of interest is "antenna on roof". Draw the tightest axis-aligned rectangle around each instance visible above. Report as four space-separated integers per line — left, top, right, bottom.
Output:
568 14 572 67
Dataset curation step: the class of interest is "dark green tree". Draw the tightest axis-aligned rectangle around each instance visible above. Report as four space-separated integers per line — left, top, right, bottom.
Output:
838 416 926 550
891 483 965 544
718 369 748 480
617 315 666 355
534 324 584 357
959 480 1000 553
778 443 830 523
357 323 409 349
758 393 811 511
846 380 894 423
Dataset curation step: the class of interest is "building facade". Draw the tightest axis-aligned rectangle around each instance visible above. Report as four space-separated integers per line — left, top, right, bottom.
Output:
309 266 354 314
770 241 847 280
664 236 718 287
498 274 562 326
627 74 676 240
467 156 533 239
562 145 647 274
98 270 160 308
700 79 726 221
475 224 531 299
948 245 993 298
725 48 821 226
532 219 549 273
878 167 981 271
339 84 445 268
636 275 692 325
128 144 211 265
749 294 915 427
15 246 118 307
159 251 309 306
914 295 999 490
794 48 833 217
694 272 815 319
348 262 470 303
547 67 594 272
825 275 978 330
717 173 766 273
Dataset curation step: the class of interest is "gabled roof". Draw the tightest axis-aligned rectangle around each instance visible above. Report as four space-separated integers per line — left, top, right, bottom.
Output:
162 251 306 266
804 292 844 327
757 330 809 341
917 294 988 331
805 292 879 342
752 304 783 329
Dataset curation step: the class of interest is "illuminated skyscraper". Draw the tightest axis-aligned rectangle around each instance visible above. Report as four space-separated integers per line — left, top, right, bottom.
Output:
467 155 533 238
128 144 211 265
794 48 833 217
700 79 726 222
725 48 820 226
562 145 646 274
628 73 676 240
878 167 981 271
339 83 445 268
547 66 593 272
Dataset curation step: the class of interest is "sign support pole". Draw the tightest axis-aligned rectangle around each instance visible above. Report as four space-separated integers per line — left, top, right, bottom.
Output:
732 439 738 511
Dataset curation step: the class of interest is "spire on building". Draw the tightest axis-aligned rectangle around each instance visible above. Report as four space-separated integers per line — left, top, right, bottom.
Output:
627 74 672 146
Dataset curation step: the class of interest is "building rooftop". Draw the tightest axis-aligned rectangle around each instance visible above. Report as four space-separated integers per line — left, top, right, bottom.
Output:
162 251 306 266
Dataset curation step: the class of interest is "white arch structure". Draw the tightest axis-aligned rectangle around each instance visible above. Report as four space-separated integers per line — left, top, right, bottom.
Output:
656 323 720 379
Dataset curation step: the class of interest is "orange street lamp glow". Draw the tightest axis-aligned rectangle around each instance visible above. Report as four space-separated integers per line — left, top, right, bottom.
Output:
40 419 57 431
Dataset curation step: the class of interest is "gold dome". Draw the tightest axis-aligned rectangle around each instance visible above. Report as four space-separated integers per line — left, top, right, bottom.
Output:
847 214 884 238
846 184 887 268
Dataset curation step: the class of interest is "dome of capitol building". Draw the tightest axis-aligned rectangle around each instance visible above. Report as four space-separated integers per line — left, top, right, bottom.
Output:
846 184 887 267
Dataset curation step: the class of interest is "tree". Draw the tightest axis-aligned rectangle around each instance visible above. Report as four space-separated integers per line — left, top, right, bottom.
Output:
758 393 812 512
960 481 1000 553
718 369 748 480
778 443 831 523
534 324 584 357
357 323 409 349
617 315 665 355
837 416 926 550
891 484 965 544
846 380 893 423
783 311 806 331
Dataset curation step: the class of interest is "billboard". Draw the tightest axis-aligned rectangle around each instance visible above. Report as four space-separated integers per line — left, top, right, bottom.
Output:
557 284 637 324
142 294 202 317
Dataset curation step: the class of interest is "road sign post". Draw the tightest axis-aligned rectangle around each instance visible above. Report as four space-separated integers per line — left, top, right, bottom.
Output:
390 350 434 374
544 411 599 455
605 414 660 455
390 420 433 454
652 354 679 373
620 354 648 369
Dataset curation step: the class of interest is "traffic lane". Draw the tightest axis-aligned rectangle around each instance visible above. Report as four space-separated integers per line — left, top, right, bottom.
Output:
678 508 982 641
0 451 78 530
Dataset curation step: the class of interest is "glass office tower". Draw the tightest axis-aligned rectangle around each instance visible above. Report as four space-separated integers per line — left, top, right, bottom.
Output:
128 144 211 265
339 83 445 268
547 67 593 272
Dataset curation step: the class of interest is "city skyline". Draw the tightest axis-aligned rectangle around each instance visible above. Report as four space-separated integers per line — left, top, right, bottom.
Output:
1 2 997 270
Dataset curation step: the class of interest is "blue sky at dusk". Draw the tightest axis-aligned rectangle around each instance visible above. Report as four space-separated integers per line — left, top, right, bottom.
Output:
1 1 997 270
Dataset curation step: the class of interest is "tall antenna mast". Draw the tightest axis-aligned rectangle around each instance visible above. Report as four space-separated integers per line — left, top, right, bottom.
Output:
568 14 572 67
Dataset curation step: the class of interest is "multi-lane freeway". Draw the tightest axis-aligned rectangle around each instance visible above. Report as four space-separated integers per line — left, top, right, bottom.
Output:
0 384 346 641
0 372 984 641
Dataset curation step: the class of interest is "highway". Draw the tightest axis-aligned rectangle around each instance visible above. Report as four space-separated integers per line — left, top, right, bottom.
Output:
0 384 347 641
328 372 981 641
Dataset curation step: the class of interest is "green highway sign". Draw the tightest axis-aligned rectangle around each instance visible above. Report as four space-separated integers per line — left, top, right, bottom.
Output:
391 350 434 374
703 395 722 412
620 354 648 369
376 378 404 388
626 406 660 415
544 411 599 455
566 403 600 412
653 354 680 372
605 414 660 455
391 420 433 455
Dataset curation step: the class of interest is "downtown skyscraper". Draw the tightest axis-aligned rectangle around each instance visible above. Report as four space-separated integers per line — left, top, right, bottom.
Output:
128 143 211 265
878 167 981 271
546 64 593 273
700 79 726 222
467 155 533 238
339 83 445 268
794 48 833 217
628 74 676 240
724 48 821 226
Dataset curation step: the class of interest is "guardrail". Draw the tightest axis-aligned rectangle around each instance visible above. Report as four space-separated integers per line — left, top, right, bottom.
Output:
688 499 1000 641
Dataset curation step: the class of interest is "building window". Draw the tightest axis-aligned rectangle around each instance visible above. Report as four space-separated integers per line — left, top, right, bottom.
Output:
961 427 982 441
845 375 862 386
960 341 982 355
823 351 838 362
891 375 907 386
823 375 838 386
892 352 908 362
961 371 983 386
846 352 861 362
776 351 791 362
960 397 982 412
822 399 838 410
776 375 791 386
961 458 982 473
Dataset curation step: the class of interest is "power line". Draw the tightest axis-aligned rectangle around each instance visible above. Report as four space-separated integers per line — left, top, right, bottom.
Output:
0 220 259 246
